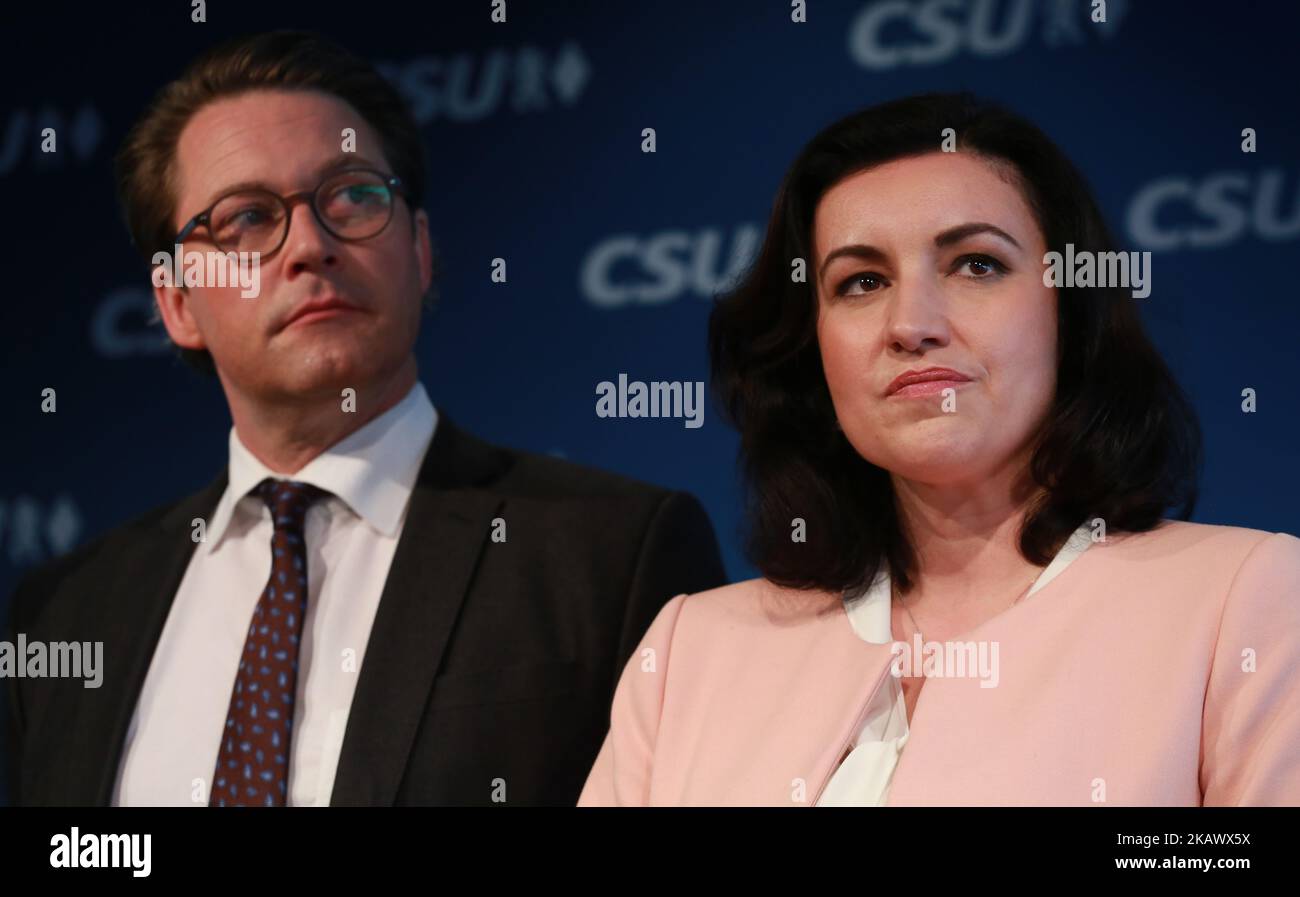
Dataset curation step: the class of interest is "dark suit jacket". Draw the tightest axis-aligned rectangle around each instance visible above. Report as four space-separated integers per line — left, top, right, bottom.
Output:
3 417 727 806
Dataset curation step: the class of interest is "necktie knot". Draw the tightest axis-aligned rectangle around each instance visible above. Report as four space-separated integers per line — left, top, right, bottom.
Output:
254 478 329 531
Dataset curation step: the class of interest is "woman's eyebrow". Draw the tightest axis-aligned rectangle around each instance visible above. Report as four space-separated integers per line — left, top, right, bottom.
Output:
818 243 888 284
818 222 1022 285
934 222 1022 250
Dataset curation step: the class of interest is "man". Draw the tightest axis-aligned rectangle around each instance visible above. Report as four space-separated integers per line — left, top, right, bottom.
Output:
3 31 726 806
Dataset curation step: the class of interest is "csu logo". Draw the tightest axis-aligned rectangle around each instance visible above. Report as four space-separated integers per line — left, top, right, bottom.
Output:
0 495 82 567
376 44 591 125
1126 169 1300 251
580 225 760 308
91 287 170 359
848 0 1127 70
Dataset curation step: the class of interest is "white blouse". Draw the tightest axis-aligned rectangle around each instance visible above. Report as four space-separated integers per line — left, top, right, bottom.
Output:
816 522 1095 807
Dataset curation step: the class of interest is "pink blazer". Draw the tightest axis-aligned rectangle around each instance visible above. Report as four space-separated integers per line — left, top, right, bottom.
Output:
578 520 1300 806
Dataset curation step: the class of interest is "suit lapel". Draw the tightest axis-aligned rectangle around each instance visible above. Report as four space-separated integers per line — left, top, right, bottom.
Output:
329 418 508 806
73 472 229 806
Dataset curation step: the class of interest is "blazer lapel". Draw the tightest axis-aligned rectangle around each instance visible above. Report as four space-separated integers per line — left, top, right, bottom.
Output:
329 418 508 806
805 640 901 806
71 472 229 806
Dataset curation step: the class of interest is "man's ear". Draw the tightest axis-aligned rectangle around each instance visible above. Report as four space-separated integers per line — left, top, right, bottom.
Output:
152 271 208 353
412 208 433 295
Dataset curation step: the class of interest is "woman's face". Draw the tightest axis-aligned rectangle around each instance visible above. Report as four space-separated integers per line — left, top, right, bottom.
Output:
813 151 1057 488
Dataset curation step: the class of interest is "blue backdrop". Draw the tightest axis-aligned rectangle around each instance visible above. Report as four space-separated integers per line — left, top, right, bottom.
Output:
2 0 1298 806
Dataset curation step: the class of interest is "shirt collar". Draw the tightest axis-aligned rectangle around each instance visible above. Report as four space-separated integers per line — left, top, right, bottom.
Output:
204 380 437 553
844 520 1094 645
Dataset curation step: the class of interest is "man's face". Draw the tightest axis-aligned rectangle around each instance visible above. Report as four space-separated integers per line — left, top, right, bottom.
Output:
156 88 431 400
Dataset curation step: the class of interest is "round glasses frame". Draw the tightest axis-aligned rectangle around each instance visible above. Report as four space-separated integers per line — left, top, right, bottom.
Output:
172 168 409 259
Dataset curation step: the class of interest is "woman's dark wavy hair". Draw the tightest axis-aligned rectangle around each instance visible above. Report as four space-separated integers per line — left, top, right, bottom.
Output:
708 92 1202 599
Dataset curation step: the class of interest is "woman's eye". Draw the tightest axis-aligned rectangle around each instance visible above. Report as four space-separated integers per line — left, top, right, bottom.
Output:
955 254 1007 278
833 257 1004 296
837 272 887 295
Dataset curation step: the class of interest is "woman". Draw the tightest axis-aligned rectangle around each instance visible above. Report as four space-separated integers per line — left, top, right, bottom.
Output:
578 93 1300 807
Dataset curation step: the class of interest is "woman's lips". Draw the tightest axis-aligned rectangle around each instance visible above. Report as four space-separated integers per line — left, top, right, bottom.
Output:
888 379 973 398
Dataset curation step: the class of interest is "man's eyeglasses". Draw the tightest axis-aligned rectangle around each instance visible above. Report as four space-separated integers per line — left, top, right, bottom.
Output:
173 168 409 258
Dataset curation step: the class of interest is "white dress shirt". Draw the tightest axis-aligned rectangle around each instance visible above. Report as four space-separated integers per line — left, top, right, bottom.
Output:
113 381 437 806
816 522 1095 807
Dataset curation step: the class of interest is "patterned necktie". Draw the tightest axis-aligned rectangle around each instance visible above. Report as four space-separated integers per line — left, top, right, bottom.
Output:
210 478 329 807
